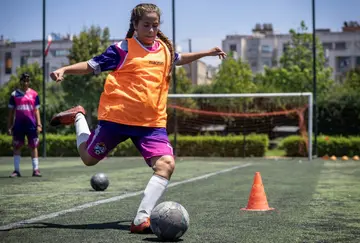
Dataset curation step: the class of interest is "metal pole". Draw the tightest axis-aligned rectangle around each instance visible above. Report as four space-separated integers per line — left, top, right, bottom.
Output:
243 102 246 158
172 0 177 156
42 0 46 158
188 38 192 84
312 0 317 157
308 94 313 161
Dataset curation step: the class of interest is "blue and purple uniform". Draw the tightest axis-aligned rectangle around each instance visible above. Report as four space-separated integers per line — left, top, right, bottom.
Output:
86 38 180 164
8 88 40 148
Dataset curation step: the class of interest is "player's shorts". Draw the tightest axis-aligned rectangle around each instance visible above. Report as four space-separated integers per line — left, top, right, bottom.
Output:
86 120 174 166
12 128 39 149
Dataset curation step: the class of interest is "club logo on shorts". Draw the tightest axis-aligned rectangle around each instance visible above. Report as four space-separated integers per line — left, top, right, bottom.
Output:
94 142 107 155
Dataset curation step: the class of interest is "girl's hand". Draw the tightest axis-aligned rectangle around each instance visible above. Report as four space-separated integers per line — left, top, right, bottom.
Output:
208 47 227 59
50 68 65 82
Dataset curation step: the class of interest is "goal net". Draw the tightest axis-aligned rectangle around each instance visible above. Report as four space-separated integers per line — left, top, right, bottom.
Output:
167 93 313 160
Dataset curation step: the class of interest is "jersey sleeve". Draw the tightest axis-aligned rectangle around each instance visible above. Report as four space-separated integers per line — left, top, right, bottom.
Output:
34 95 40 109
88 43 126 74
8 93 15 109
174 52 181 65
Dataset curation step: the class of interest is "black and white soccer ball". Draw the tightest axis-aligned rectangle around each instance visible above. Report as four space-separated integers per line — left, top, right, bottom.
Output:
150 201 190 241
90 173 109 191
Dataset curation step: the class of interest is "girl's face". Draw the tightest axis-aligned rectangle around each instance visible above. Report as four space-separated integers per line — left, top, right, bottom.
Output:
20 78 30 90
135 12 160 45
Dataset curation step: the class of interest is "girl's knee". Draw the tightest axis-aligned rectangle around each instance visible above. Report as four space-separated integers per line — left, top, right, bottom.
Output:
80 152 100 166
151 155 175 179
78 143 100 166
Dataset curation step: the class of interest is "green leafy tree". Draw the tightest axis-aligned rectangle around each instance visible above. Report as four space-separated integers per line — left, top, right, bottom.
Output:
209 53 256 113
169 67 193 94
255 21 334 111
343 67 360 91
212 53 256 94
167 67 198 133
264 21 332 96
61 26 110 127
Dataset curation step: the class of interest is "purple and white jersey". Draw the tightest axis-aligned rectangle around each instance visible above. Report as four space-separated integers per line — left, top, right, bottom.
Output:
8 88 40 129
88 37 181 74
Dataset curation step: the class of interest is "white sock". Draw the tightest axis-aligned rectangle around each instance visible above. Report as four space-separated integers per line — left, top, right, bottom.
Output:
75 113 90 149
14 155 20 172
134 175 169 225
32 158 39 170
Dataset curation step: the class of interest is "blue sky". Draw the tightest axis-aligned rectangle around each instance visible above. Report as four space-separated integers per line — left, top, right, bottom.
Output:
1 0 359 66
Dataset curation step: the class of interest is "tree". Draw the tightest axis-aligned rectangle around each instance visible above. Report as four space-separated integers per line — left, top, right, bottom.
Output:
169 66 193 94
257 21 333 98
212 53 256 94
209 53 256 113
167 67 198 133
61 26 110 128
343 67 360 91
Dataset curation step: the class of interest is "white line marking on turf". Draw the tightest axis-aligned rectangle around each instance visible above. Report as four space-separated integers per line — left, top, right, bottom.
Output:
0 163 251 231
0 191 125 197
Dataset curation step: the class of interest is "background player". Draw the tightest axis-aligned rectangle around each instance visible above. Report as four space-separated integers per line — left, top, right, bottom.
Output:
7 73 42 177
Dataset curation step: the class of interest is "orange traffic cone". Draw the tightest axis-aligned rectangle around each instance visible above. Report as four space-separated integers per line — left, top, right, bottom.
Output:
241 172 275 211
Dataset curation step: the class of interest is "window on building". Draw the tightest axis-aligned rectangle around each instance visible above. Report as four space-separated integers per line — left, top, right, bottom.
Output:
229 44 237 52
20 50 30 66
337 56 351 72
50 49 70 57
262 58 272 67
356 56 360 67
322 42 332 50
5 52 12 74
335 42 346 50
20 56 28 66
31 49 42 57
21 50 31 56
261 45 272 53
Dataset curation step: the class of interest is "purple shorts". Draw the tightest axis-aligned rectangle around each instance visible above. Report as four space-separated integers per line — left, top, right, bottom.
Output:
86 121 174 166
12 128 39 149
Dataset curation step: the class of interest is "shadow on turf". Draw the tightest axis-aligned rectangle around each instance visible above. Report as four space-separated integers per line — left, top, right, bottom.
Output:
27 220 132 231
23 222 184 242
142 238 183 242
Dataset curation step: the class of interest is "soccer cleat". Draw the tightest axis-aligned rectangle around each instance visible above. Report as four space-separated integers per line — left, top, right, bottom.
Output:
130 218 152 234
32 169 42 177
50 105 86 126
9 171 21 178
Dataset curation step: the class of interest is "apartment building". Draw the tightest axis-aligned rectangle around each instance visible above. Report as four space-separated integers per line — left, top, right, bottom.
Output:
0 35 215 86
0 34 75 85
222 22 360 81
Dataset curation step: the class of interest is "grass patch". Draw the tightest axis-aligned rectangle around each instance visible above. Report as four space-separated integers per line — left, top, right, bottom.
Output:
1 158 360 242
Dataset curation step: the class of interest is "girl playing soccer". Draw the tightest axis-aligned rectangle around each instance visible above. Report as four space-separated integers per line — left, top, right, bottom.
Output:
50 3 226 233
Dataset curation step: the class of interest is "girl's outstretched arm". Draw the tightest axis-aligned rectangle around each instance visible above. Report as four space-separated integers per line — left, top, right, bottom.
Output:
176 47 226 66
50 62 93 82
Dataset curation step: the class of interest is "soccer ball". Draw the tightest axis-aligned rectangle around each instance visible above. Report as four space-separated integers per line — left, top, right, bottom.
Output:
150 201 190 241
90 173 109 191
